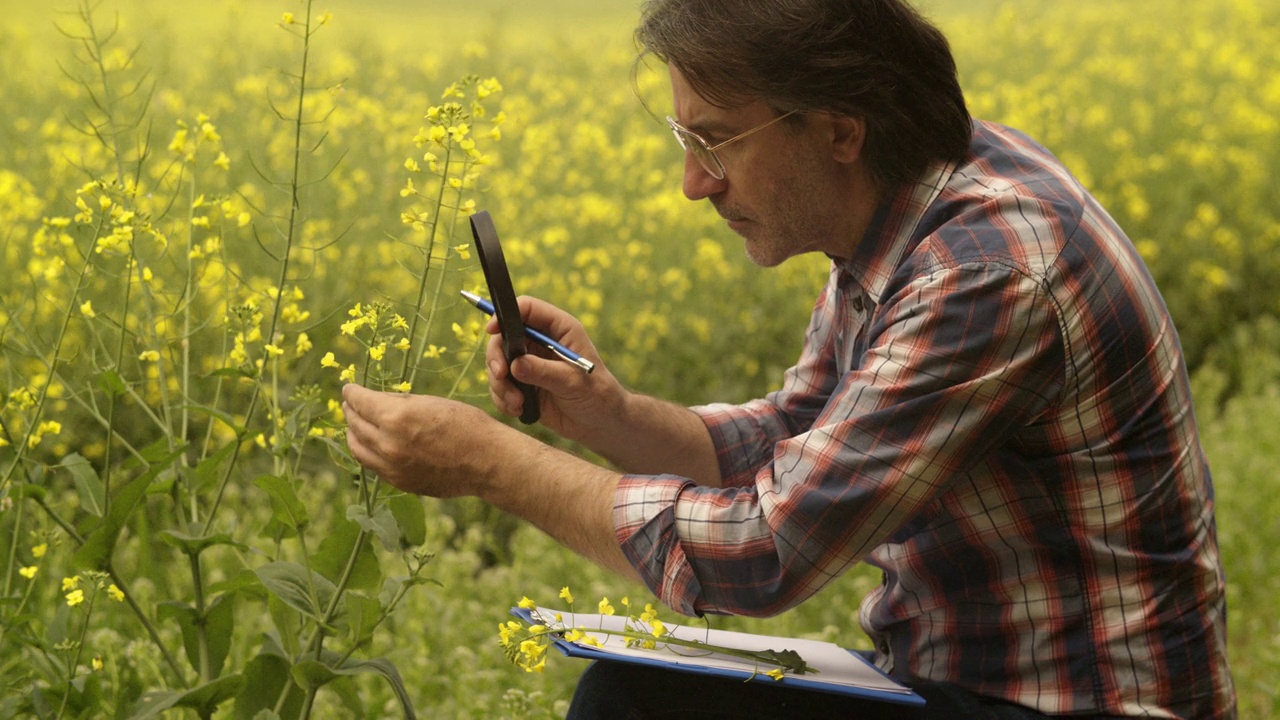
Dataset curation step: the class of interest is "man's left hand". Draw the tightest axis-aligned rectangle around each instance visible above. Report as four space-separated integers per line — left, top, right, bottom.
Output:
341 383 515 498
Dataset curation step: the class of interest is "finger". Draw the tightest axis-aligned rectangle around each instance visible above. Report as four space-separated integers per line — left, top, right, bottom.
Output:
510 351 584 397
342 402 384 471
341 383 382 428
516 296 589 346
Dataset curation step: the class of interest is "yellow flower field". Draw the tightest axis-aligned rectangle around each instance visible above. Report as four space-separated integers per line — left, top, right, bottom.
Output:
0 0 1277 717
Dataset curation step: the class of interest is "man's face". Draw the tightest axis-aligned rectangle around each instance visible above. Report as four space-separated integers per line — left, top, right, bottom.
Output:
668 66 857 266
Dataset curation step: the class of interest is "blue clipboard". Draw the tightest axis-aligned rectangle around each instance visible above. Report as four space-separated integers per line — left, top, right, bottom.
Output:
511 607 925 707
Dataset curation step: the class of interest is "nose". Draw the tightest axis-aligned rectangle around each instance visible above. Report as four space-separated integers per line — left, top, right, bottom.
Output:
681 154 727 201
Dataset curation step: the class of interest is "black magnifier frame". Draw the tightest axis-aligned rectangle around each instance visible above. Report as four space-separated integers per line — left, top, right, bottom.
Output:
470 210 540 425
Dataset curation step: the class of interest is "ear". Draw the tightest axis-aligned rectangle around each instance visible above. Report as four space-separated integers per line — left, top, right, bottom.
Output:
828 115 867 165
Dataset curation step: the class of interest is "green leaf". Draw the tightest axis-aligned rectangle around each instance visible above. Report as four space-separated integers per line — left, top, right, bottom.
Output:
388 493 427 547
313 517 382 591
97 369 127 397
291 654 415 719
128 674 244 719
253 474 309 538
205 593 237 676
156 602 199 673
157 594 237 676
13 483 46 502
268 594 302 657
161 591 239 676
159 527 248 557
74 446 187 570
347 503 400 551
62 453 105 517
205 367 257 381
209 568 268 599
190 438 242 493
254 561 336 621
177 403 248 438
345 592 382 646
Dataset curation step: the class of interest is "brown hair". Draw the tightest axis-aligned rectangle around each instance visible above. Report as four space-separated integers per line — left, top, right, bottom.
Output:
635 0 972 187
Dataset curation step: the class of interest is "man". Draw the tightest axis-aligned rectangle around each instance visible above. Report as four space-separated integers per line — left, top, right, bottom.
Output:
343 0 1236 717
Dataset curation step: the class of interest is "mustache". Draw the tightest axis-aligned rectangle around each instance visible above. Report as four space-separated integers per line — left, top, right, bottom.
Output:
711 199 745 222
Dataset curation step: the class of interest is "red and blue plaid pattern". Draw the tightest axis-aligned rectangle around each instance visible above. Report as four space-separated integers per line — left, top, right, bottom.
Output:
614 120 1236 717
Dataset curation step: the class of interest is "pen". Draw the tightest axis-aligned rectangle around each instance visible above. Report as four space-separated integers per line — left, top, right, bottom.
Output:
459 290 596 374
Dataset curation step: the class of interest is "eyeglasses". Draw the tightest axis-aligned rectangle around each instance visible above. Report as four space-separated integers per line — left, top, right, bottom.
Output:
666 110 799 180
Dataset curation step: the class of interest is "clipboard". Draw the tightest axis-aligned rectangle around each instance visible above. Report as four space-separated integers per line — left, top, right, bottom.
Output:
510 607 925 706
470 210 540 424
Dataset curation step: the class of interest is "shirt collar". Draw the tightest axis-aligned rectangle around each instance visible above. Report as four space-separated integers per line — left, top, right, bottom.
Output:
831 161 956 303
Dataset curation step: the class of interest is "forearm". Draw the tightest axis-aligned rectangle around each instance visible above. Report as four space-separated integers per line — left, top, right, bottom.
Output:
478 428 638 579
576 391 723 487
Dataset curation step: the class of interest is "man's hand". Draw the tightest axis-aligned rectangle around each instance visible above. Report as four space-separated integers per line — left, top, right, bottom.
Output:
485 295 723 485
485 296 627 445
342 384 519 498
341 382 637 578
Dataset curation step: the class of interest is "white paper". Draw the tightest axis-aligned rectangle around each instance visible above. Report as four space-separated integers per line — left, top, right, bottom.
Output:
531 607 912 694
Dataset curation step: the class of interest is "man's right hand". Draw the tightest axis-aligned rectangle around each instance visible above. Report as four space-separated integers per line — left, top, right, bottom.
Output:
484 295 723 486
485 296 627 446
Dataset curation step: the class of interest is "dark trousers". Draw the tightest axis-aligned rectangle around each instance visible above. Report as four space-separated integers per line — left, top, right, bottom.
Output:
566 660 1061 720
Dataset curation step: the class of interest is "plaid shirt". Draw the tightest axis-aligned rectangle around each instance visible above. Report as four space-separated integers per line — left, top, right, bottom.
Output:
615 121 1236 717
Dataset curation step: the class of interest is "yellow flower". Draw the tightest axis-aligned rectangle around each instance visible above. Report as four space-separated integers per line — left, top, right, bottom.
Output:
280 12 295 25
650 619 666 638
392 382 411 393
559 587 574 604
264 344 285 358
108 584 125 602
214 152 231 171
339 317 367 336
92 657 104 671
32 543 48 559
423 344 447 359
295 333 313 356
766 668 785 681
517 596 537 610
139 350 160 362
339 364 357 383
394 337 411 352
19 566 37 579
80 301 96 318
368 343 387 361
66 589 85 607
321 352 340 368
598 598 615 616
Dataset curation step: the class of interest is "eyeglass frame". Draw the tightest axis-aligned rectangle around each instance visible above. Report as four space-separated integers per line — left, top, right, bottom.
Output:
666 109 800 180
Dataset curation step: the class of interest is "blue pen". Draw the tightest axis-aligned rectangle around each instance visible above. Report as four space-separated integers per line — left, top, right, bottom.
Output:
460 290 596 374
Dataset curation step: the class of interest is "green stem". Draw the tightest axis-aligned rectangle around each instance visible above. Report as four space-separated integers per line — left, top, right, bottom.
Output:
54 586 99 720
399 145 454 385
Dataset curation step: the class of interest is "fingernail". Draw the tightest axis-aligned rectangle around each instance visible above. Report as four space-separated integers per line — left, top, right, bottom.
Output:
488 359 500 377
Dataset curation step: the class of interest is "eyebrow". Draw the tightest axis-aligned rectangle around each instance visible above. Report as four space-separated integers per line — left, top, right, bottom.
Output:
682 118 737 140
